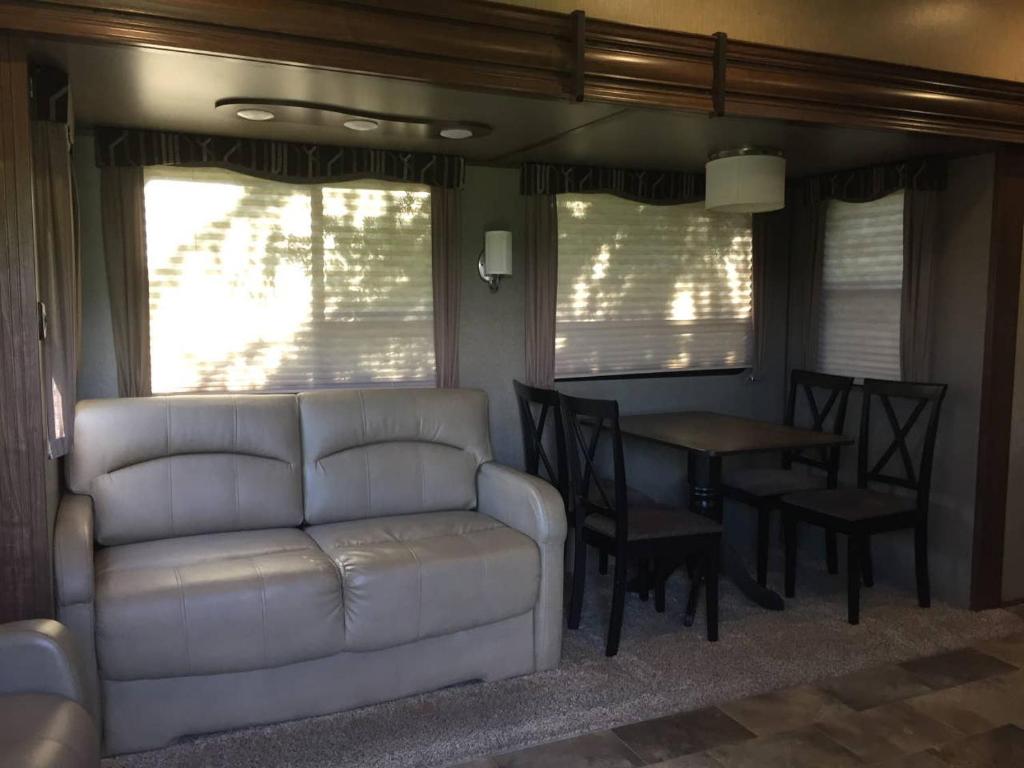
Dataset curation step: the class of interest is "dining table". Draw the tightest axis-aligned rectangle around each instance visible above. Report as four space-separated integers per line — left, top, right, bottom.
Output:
618 410 853 622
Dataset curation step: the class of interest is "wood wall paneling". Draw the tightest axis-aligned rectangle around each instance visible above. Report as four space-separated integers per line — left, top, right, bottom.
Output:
0 31 52 621
972 145 1024 609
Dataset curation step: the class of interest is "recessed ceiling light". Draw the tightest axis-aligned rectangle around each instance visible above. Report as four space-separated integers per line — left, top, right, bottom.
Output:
440 127 474 140
236 108 275 122
343 118 380 132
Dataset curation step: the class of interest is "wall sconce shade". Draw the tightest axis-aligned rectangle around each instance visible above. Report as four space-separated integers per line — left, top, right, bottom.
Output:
479 230 512 292
705 148 786 213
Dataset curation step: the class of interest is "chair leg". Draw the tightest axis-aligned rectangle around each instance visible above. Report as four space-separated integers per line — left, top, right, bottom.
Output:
568 537 587 630
783 516 798 598
847 535 862 625
756 508 770 587
684 570 703 627
606 551 628 656
706 545 720 642
825 531 839 575
599 550 609 575
638 557 651 602
654 563 667 614
861 536 874 588
915 522 931 608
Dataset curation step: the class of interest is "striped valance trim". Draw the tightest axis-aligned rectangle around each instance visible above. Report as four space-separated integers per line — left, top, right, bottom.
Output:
94 127 465 189
794 157 947 204
520 162 704 204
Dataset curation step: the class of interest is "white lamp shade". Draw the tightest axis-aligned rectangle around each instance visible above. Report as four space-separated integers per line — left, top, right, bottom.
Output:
484 230 513 276
705 153 786 213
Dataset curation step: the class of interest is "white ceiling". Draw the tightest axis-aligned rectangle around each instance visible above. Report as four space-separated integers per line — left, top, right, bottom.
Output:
30 39 989 175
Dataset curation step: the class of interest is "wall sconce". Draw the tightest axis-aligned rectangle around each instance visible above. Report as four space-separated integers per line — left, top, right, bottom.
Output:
478 230 512 292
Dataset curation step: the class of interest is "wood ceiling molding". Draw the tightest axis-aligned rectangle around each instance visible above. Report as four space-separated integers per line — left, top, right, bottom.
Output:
5 0 1024 142
724 40 1024 143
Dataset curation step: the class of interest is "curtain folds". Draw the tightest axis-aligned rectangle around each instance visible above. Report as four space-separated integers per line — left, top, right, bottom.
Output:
901 188 939 381
95 127 465 189
101 166 152 397
431 186 461 388
524 194 558 387
520 162 704 205
32 121 79 458
785 184 828 373
750 210 789 381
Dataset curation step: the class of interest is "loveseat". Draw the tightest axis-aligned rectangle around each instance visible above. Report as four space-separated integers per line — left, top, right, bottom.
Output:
54 388 565 755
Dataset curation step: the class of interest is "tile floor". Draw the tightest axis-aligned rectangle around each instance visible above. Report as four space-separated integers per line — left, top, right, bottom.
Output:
455 614 1024 767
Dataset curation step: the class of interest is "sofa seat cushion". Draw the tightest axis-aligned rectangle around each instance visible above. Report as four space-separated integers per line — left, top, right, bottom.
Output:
306 510 539 651
95 529 345 681
0 693 98 768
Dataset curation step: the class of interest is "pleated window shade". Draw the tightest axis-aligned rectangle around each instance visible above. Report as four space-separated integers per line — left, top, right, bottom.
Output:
144 167 434 393
555 195 753 378
817 190 905 381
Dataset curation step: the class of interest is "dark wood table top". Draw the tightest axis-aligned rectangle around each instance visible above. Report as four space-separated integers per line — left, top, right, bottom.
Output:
618 410 852 457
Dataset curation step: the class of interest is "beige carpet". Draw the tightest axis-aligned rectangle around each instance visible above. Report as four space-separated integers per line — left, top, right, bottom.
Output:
103 561 1023 768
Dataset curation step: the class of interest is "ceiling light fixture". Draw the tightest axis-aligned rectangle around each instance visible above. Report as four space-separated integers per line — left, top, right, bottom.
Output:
236 108 276 122
705 147 786 213
440 127 474 140
343 118 380 132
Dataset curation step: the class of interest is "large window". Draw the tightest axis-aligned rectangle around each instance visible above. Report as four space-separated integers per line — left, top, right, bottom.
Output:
144 167 434 393
817 190 904 380
555 194 753 378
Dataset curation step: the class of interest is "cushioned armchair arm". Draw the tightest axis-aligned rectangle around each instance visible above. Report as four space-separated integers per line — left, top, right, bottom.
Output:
55 494 94 608
477 462 565 671
0 619 88 706
476 462 567 546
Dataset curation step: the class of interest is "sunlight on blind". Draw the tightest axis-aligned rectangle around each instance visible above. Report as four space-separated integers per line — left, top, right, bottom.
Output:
817 190 904 381
555 195 753 378
144 167 434 393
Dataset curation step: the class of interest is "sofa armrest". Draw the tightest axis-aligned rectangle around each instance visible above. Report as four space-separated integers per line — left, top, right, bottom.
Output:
55 494 95 608
0 619 89 706
477 462 565 671
476 462 567 547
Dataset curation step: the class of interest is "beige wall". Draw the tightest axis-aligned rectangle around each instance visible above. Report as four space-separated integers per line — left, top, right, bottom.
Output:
505 0 1024 83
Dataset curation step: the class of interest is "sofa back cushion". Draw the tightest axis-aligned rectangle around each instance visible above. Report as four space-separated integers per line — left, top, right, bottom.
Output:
299 388 492 524
68 396 303 546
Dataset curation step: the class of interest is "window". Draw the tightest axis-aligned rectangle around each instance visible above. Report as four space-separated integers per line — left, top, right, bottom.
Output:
555 194 753 378
817 190 904 380
144 167 434 393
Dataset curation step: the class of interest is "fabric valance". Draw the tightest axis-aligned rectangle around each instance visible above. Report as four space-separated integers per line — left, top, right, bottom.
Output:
520 162 704 204
796 157 947 204
94 127 465 189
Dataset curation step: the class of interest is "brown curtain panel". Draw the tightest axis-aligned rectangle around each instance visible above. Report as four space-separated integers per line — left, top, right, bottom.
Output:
31 121 79 457
524 194 558 387
750 210 788 381
101 166 151 397
431 186 461 388
901 188 939 381
785 184 828 372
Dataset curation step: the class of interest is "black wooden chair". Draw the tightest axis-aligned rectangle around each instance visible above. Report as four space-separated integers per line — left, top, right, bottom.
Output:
513 380 569 512
779 378 947 624
560 393 722 656
722 369 854 586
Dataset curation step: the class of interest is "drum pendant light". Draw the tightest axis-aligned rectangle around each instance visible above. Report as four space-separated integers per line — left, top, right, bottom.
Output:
705 147 786 213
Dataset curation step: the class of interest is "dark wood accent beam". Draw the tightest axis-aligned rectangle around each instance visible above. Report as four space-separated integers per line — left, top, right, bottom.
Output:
0 31 52 622
725 41 1024 143
971 145 1024 610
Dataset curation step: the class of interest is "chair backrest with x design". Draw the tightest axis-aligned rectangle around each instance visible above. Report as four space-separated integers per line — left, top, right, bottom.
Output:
513 380 569 506
857 378 947 513
559 393 630 545
782 369 854 481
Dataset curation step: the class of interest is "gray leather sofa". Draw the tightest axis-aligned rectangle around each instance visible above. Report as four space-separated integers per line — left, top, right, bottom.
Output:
0 620 99 768
54 388 565 755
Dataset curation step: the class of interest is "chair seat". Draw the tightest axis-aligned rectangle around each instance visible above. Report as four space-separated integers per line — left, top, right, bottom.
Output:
588 479 656 508
584 505 721 541
723 467 825 498
0 694 98 768
781 488 915 522
306 510 539 651
95 529 347 681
